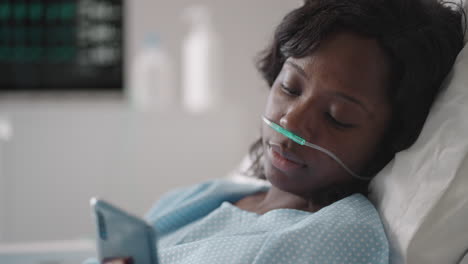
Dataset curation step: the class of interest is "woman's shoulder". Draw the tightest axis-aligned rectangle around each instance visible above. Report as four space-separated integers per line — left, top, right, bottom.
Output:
146 179 267 213
314 193 385 229
144 178 270 233
144 179 227 219
256 194 389 263
277 194 388 251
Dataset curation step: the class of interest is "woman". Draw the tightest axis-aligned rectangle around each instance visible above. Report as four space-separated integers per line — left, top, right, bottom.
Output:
90 0 465 263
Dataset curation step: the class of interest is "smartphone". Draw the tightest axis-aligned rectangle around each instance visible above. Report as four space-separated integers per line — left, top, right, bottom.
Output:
90 198 159 264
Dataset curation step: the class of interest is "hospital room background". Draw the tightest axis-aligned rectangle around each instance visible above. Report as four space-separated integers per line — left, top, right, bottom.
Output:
0 0 300 253
1 1 468 264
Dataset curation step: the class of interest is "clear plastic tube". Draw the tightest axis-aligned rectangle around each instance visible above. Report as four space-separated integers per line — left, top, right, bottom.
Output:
262 116 371 181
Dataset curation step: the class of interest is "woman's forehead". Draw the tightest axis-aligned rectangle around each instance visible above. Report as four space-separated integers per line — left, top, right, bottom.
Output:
285 32 391 106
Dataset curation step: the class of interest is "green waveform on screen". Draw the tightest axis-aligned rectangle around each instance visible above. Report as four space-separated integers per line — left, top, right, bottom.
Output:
0 45 76 63
46 3 76 21
29 3 43 20
0 3 75 21
14 4 27 20
0 4 11 20
60 3 76 20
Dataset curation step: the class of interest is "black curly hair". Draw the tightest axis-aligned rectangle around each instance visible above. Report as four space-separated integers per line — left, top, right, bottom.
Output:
247 0 465 204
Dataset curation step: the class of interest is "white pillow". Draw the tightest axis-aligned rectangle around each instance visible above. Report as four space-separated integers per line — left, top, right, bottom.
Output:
369 14 468 264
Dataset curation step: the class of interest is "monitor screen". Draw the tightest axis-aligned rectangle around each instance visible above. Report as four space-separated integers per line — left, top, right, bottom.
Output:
0 0 124 92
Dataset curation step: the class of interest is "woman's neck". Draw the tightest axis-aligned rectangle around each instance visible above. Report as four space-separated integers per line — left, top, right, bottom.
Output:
249 186 322 214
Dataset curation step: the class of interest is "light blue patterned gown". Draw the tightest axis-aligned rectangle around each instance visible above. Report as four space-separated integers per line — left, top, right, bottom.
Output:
86 179 389 264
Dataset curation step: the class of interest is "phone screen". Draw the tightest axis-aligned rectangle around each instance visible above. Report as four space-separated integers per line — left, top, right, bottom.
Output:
91 198 158 264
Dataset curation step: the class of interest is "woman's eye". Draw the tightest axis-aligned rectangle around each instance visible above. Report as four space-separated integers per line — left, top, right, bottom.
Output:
325 113 355 129
280 84 301 96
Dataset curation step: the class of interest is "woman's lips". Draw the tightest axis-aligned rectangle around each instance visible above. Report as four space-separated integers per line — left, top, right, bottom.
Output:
269 144 306 172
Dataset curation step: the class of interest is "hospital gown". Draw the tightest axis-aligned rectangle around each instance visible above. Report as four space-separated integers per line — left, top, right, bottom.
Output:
86 179 389 264
146 179 389 264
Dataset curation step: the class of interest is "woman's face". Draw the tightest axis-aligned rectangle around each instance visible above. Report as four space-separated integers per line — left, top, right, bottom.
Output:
262 32 392 197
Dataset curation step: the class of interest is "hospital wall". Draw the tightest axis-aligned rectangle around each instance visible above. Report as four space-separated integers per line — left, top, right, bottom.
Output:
0 1 300 243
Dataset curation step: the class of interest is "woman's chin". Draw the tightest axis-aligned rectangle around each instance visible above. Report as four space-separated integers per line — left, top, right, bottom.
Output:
264 164 307 194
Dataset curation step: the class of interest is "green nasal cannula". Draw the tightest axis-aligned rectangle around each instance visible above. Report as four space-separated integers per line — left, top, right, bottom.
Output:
262 116 370 181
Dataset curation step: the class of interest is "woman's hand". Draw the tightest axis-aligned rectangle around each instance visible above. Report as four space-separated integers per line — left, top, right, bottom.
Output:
102 257 133 264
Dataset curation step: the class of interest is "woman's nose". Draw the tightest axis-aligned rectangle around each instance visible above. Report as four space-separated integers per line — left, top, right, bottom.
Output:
279 102 315 139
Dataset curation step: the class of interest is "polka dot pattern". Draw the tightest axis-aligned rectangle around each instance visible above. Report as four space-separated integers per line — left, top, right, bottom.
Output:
151 180 389 264
83 180 389 264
